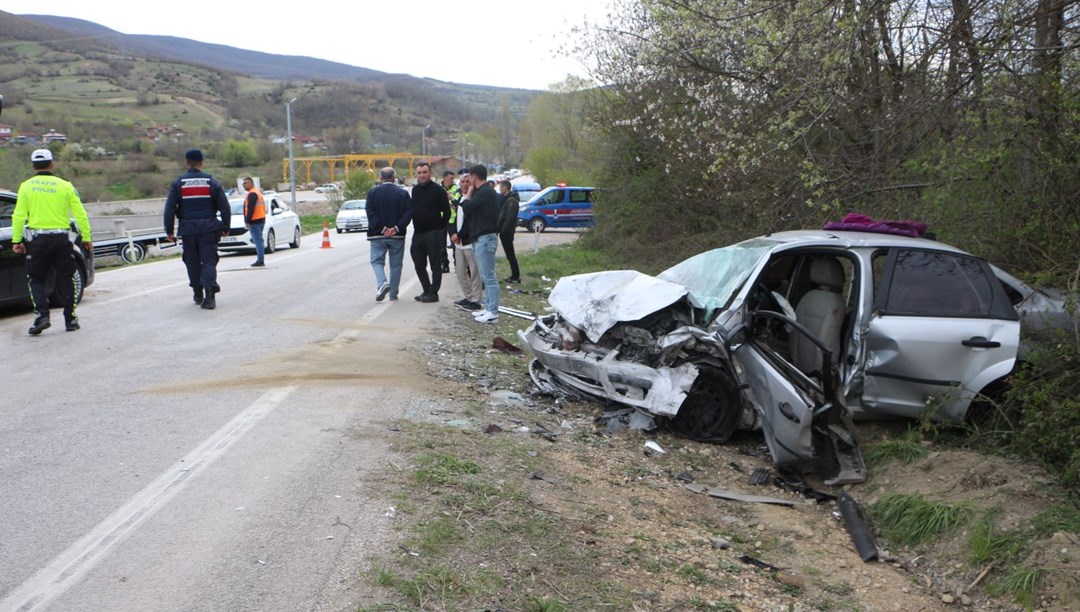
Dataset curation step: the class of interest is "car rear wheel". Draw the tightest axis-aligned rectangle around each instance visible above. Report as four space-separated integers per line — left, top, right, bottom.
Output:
265 229 276 254
670 367 741 443
290 226 301 249
528 217 547 233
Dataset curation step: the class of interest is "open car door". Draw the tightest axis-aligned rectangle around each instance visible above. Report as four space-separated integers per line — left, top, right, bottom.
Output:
731 313 866 485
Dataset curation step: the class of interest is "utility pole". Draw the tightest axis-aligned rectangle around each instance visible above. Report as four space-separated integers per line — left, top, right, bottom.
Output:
286 98 298 212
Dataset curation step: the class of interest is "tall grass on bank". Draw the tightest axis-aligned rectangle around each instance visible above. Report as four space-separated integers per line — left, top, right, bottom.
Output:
869 494 972 547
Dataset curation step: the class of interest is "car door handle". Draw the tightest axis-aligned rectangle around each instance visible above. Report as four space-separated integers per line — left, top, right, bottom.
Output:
962 336 1001 348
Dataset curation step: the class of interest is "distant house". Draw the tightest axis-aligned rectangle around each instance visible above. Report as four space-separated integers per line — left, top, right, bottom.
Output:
143 124 187 141
41 130 67 144
13 135 36 146
0 123 13 142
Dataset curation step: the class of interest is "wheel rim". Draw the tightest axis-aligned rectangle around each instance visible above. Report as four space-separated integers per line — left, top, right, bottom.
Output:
265 230 275 253
73 266 85 304
530 218 545 233
292 227 301 247
671 369 740 443
120 243 145 264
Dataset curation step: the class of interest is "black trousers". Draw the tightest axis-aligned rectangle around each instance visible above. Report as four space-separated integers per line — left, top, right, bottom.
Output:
410 229 444 295
25 233 77 321
181 231 221 293
499 231 520 280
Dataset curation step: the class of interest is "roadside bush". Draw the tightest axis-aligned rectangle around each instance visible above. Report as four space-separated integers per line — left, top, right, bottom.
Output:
1003 334 1080 494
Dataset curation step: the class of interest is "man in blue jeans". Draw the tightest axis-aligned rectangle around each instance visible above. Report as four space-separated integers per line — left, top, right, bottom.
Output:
459 164 501 323
365 167 412 301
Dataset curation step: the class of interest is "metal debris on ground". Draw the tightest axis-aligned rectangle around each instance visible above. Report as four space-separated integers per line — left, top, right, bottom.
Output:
773 468 837 503
684 483 797 506
748 467 772 485
497 306 535 320
739 555 782 572
838 491 879 562
643 440 666 455
492 336 525 355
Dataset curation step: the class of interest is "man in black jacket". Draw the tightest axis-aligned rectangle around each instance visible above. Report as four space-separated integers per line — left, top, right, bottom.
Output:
409 163 451 302
496 180 521 283
459 164 502 323
365 167 413 301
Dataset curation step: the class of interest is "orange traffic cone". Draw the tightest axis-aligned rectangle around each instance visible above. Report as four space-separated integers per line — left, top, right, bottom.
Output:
320 221 333 249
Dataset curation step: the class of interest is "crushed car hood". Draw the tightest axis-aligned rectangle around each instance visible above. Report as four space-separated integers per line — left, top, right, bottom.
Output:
548 271 693 342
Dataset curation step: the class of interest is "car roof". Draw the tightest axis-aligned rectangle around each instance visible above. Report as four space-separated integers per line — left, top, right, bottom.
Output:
762 229 969 255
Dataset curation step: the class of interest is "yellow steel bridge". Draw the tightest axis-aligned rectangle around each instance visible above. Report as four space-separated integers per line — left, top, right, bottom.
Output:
281 153 431 185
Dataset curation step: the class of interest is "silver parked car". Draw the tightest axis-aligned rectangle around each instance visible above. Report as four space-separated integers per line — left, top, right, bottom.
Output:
519 229 1069 484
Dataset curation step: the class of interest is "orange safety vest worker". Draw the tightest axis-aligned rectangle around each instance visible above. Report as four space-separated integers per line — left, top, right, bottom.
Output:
244 188 266 223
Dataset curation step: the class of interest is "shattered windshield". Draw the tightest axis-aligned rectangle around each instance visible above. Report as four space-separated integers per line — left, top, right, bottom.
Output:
658 238 779 318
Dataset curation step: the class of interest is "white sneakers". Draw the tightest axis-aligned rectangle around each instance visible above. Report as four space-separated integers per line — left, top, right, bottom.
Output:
375 282 390 302
472 309 499 323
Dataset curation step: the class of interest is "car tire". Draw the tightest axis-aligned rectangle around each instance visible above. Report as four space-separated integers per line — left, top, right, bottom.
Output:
336 228 343 234
670 367 741 443
528 217 546 233
290 226 301 249
49 260 86 307
265 229 276 254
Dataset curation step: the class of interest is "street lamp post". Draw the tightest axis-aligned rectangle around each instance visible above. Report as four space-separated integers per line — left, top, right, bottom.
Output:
286 97 298 211
421 124 430 159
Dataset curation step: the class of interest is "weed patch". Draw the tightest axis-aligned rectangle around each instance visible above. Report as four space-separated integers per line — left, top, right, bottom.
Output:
869 493 972 547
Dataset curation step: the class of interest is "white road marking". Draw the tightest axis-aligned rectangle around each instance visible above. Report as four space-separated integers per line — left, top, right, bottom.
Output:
0 271 419 612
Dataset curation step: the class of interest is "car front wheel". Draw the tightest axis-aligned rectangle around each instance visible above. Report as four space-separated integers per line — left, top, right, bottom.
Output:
265 229 276 254
528 217 547 233
290 226 301 249
670 367 741 443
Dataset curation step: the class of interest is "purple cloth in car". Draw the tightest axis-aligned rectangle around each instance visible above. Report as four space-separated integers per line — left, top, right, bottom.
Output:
824 213 928 238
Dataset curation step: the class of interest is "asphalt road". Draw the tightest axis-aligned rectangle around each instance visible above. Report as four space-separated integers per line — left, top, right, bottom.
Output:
0 232 437 611
0 227 579 611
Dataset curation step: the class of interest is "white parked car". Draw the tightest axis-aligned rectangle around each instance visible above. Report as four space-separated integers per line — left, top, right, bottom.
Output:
335 199 369 234
314 183 339 194
219 195 302 254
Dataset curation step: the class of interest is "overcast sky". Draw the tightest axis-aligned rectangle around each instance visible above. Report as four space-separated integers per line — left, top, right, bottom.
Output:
3 1 612 90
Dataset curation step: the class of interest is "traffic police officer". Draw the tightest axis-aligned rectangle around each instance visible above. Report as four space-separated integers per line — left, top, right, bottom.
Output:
11 148 93 335
163 149 231 310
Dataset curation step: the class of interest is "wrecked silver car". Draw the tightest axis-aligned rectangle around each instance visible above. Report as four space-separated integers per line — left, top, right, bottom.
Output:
519 229 1043 485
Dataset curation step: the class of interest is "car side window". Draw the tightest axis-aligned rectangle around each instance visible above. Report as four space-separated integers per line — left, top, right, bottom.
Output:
884 249 995 316
569 190 589 203
0 202 13 228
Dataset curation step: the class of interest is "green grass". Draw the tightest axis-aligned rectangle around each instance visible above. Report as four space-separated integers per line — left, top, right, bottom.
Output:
300 214 335 235
967 515 1026 566
864 431 929 468
988 568 1044 607
868 493 973 547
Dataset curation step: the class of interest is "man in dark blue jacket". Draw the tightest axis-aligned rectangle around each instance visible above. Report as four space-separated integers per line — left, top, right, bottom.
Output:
365 167 413 301
163 149 232 310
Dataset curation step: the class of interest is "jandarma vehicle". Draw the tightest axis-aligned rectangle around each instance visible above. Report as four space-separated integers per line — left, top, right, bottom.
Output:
518 226 1069 484
0 190 95 307
516 185 594 233
219 195 301 254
